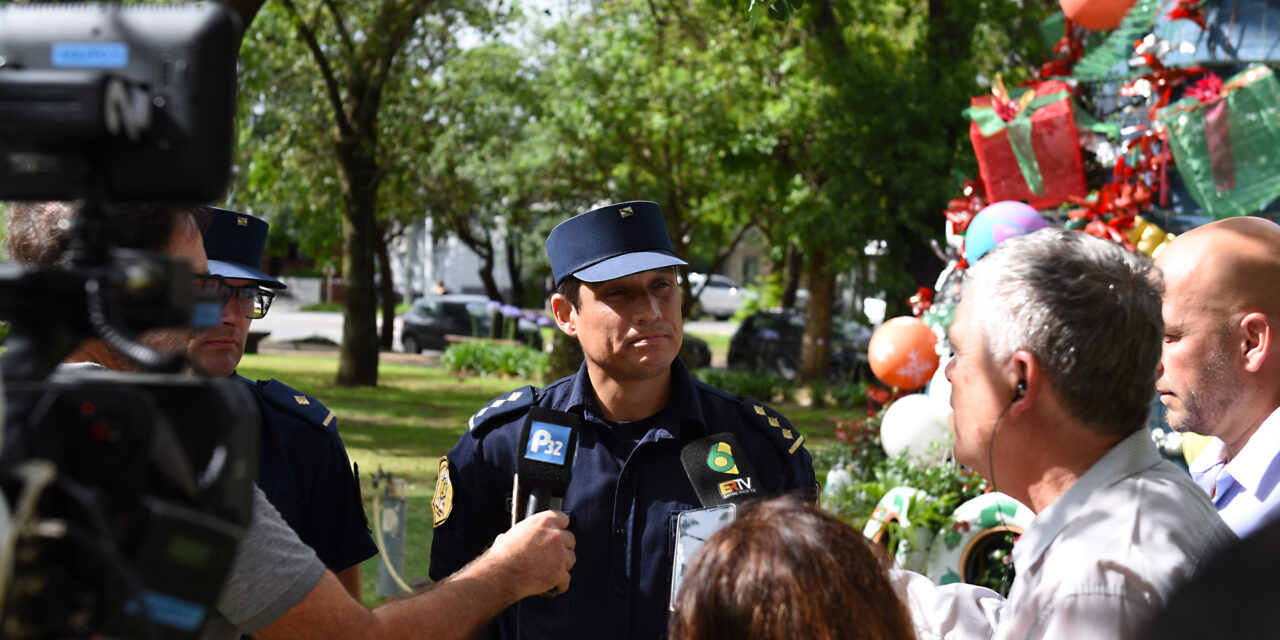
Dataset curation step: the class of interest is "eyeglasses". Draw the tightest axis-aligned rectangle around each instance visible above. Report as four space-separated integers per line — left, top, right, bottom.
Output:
193 274 276 320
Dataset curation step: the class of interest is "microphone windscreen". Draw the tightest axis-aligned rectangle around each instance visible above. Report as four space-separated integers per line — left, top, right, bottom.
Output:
679 432 759 507
516 407 580 497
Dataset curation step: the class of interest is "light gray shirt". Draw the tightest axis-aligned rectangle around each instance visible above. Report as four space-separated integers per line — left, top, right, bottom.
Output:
199 485 327 639
892 428 1236 639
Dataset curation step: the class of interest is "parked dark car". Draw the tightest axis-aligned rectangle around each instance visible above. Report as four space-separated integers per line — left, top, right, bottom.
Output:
400 294 544 353
727 310 872 382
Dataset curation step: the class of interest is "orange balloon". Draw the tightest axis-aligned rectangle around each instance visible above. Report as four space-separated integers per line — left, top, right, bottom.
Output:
1059 0 1138 31
868 316 940 390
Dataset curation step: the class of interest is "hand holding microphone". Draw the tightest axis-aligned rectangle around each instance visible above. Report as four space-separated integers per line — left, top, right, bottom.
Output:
510 408 580 602
488 510 576 599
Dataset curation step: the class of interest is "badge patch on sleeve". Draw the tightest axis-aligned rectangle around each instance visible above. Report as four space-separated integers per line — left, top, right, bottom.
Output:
432 457 454 527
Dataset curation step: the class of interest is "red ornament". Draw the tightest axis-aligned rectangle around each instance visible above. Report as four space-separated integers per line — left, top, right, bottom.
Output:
1060 0 1138 31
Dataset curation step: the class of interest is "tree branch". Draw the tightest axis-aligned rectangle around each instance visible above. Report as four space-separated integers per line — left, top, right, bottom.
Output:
278 0 354 136
320 0 359 61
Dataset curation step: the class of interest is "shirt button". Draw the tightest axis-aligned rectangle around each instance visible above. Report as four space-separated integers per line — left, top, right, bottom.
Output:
614 527 625 539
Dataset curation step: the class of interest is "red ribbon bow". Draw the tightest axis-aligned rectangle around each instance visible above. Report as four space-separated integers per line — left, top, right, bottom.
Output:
1167 0 1208 31
1186 71 1224 104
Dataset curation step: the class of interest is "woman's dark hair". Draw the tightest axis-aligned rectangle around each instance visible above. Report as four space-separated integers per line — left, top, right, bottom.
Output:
669 496 914 640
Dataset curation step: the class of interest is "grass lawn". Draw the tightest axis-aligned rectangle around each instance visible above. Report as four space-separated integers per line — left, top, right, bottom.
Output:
236 351 854 606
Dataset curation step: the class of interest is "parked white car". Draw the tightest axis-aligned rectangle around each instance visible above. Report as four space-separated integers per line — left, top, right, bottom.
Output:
686 272 754 320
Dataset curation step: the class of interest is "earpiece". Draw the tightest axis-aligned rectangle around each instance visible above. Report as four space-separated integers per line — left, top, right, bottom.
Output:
1015 380 1027 399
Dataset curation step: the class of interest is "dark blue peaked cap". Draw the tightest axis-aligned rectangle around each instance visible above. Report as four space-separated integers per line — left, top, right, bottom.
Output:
203 207 286 289
546 200 687 286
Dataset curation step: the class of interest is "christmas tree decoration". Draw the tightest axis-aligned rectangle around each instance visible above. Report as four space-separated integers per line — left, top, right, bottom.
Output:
1127 215 1177 258
943 179 988 255
1158 65 1280 218
1072 0 1165 81
880 394 951 467
1060 0 1138 31
1166 0 1207 29
1037 15 1087 79
965 79 1088 208
964 200 1051 262
1158 0 1280 66
868 316 940 391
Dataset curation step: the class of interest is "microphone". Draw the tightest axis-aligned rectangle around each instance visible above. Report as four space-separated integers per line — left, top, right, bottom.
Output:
679 432 760 507
670 433 760 610
514 407 580 522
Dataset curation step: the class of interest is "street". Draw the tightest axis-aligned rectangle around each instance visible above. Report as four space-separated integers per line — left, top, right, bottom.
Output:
251 306 737 353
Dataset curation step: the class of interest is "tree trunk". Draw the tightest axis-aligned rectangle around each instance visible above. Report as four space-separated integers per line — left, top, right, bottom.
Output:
335 141 381 387
781 245 804 309
505 238 524 307
478 251 501 302
377 236 396 351
799 245 835 382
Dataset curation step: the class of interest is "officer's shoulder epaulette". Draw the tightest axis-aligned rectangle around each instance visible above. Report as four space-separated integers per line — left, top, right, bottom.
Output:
467 385 539 437
737 396 807 458
256 378 337 431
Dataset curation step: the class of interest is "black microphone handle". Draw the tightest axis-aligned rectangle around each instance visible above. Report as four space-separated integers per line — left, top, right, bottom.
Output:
524 486 551 521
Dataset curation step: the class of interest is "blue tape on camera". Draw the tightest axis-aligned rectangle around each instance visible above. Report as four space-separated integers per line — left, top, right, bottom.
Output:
51 42 129 68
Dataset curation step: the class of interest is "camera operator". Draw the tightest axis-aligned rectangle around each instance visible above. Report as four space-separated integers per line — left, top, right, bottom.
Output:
5 201 577 640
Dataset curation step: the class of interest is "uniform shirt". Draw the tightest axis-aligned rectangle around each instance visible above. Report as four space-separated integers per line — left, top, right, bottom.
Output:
1190 406 1280 537
242 376 378 573
892 428 1236 640
429 359 817 640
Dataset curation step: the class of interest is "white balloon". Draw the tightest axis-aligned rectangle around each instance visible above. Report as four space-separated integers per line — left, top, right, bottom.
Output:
927 356 953 425
880 393 951 466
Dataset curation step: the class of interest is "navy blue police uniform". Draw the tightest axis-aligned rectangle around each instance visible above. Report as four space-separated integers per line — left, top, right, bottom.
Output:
243 375 378 573
429 358 817 640
202 208 377 575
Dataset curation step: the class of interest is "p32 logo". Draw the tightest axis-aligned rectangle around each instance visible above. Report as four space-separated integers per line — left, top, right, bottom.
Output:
525 421 572 465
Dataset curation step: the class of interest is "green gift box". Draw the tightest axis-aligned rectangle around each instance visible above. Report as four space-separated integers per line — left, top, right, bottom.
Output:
1158 65 1280 219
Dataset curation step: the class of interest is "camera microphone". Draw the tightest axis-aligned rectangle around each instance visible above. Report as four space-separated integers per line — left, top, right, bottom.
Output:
679 432 760 507
669 433 760 610
513 407 580 523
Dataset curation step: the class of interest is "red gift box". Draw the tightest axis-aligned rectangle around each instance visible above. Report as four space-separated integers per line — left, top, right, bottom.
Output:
966 80 1088 209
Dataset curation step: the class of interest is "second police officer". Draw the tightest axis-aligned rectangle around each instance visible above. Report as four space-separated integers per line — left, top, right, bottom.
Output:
187 208 378 601
429 201 818 639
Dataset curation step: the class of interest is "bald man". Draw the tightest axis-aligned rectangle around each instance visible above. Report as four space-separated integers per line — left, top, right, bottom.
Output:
1155 216 1280 537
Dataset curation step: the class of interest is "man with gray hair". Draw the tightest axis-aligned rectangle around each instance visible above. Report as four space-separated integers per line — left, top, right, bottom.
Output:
892 229 1234 639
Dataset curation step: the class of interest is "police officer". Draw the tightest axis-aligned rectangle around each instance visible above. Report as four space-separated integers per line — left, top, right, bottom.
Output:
188 208 377 601
429 201 817 640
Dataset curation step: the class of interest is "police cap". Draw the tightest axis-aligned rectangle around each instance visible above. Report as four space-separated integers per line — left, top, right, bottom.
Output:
545 200 687 286
204 207 286 289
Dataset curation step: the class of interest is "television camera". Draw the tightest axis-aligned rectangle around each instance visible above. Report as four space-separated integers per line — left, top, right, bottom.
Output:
0 4 259 638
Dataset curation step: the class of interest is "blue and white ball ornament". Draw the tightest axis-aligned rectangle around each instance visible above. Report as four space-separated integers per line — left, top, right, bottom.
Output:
964 201 1050 263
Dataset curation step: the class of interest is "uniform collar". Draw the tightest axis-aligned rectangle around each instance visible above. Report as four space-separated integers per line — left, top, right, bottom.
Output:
1012 428 1162 573
566 358 708 438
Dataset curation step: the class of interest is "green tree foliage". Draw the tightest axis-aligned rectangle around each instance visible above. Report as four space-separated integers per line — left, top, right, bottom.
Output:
534 0 810 317
234 0 502 385
739 0 1058 380
226 0 1056 387
414 40 571 307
